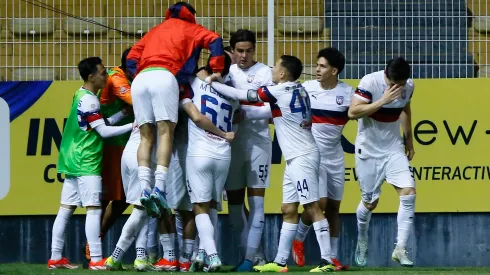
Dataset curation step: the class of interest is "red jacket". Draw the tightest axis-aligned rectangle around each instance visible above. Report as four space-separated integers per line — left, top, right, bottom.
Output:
126 3 225 85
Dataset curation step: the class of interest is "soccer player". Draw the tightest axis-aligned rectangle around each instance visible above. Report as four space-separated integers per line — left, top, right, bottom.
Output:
348 57 416 267
83 47 133 267
224 29 273 272
48 57 133 270
126 1 225 217
180 54 238 272
292 47 351 270
209 55 336 272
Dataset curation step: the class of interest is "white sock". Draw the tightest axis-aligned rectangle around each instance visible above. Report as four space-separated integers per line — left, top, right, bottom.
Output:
313 219 332 262
179 239 195 263
356 201 372 242
51 207 74 260
330 237 339 259
113 208 147 262
160 233 176 261
195 214 218 256
273 222 298 266
245 196 265 262
256 240 265 260
138 166 152 191
147 217 159 259
397 195 415 248
209 208 219 247
192 235 200 260
295 218 311 242
175 211 184 253
154 165 168 191
136 216 149 260
86 209 103 262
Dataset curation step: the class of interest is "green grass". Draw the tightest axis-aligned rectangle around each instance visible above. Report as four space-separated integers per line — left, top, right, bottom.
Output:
1 265 490 275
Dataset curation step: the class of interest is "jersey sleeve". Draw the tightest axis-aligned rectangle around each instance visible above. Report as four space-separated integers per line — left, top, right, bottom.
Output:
78 94 104 128
179 83 194 105
111 75 132 105
260 67 274 86
257 86 277 104
194 25 225 73
354 76 373 103
126 34 148 78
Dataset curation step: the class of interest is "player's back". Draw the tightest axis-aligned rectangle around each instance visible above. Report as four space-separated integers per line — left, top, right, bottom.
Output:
226 63 273 148
303 80 353 158
258 82 317 161
354 70 414 158
184 76 239 160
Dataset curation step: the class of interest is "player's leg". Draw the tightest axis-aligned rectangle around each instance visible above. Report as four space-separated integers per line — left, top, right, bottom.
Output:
386 153 416 267
152 212 178 271
79 176 106 270
48 176 79 269
177 209 196 272
147 217 159 263
253 164 299 273
134 219 152 270
100 200 130 240
354 155 384 267
132 73 160 217
149 70 179 213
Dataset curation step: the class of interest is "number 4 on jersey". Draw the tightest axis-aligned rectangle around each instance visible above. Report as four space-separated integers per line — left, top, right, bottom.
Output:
289 89 311 119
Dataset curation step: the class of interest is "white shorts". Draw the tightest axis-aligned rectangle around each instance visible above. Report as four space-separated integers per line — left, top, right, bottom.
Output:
186 156 230 204
166 148 192 211
282 152 320 205
318 156 345 201
61 175 102 207
355 151 415 204
121 148 155 206
132 68 179 126
226 143 272 191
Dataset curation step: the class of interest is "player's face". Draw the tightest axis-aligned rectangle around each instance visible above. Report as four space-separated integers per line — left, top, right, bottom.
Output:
316 57 337 82
91 64 108 90
233 42 255 69
271 59 283 83
387 78 407 87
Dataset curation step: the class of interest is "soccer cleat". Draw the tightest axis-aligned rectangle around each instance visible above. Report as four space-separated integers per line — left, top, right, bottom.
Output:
253 262 288 272
134 258 151 271
153 258 179 271
148 255 159 265
89 258 108 270
203 254 222 272
179 261 192 272
104 256 122 271
331 258 349 271
355 239 369 267
232 259 254 272
309 259 335 272
191 249 206 272
392 247 414 267
292 239 305 267
140 188 161 218
150 187 170 214
47 257 79 269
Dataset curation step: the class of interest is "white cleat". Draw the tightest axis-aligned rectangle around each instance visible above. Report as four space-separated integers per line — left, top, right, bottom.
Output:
355 239 369 267
392 247 414 267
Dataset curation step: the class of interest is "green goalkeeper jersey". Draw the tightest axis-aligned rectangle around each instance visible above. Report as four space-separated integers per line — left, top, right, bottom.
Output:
58 88 104 176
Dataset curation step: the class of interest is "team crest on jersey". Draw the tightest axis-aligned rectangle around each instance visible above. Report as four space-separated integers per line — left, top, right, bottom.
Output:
336 96 344 105
247 75 255 83
120 86 127 94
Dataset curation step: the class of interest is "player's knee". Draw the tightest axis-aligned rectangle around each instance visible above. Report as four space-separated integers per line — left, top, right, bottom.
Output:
247 188 265 197
86 205 102 211
319 197 328 211
303 201 324 218
326 199 341 214
281 203 298 219
156 120 176 137
226 189 245 204
399 187 416 196
364 199 378 211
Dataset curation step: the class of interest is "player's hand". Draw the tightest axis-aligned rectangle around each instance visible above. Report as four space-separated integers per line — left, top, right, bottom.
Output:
205 72 223 83
406 144 415 161
223 131 235 143
381 84 403 104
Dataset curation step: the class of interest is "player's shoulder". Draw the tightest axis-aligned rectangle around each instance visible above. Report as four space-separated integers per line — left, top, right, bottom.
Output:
302 80 319 91
253 62 271 72
78 92 99 111
405 78 415 90
336 81 355 95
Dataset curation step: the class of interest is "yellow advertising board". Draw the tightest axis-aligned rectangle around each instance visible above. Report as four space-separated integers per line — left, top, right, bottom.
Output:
0 79 489 215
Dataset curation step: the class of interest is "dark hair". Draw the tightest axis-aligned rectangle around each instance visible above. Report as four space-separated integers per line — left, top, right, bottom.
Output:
78 57 102 81
317 47 345 75
120 47 131 70
224 45 232 53
229 29 256 49
385 57 410 81
174 1 196 15
205 51 232 76
279 55 303 81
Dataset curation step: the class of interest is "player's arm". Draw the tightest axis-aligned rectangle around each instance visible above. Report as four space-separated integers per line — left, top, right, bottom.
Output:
209 82 272 104
400 101 415 160
79 95 132 138
195 25 225 80
126 35 148 78
111 75 132 105
348 84 403 119
241 104 272 120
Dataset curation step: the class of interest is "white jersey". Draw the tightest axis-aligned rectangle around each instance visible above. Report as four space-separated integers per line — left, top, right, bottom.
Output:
354 70 414 159
181 76 239 160
257 82 318 161
303 80 353 159
226 62 274 148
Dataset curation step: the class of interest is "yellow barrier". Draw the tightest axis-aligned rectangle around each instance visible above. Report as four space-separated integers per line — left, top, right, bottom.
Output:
1 79 489 215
